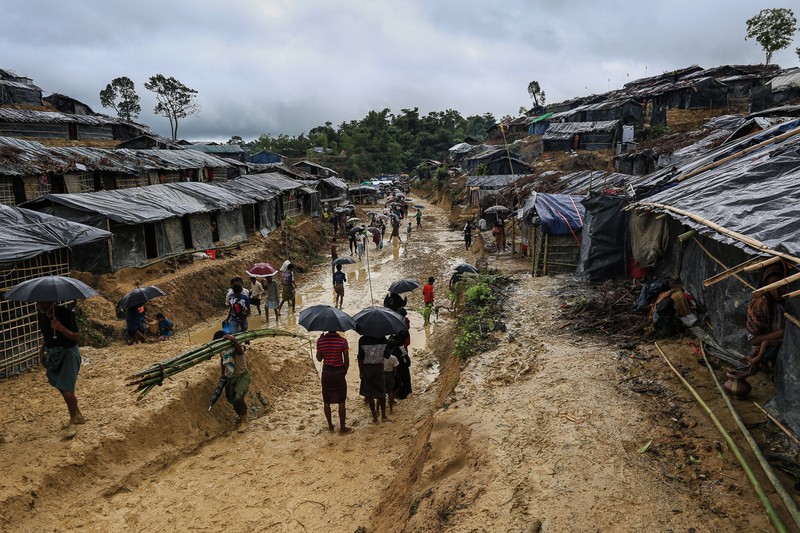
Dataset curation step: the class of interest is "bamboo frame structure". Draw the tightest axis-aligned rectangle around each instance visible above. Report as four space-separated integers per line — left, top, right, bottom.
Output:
691 238 755 290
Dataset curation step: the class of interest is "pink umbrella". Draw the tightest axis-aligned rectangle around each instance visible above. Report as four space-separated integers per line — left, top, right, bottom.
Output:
246 263 278 277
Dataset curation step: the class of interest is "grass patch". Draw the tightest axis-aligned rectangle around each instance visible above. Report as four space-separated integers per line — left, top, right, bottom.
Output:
452 273 508 360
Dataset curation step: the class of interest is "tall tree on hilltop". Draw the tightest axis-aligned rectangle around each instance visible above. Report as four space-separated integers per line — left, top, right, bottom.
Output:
527 80 546 108
99 76 141 121
144 74 199 140
746 8 797 65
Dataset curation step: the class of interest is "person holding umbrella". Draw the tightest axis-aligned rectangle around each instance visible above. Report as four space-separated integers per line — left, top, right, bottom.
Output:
358 333 390 424
415 208 422 228
38 300 84 438
316 330 352 434
126 305 147 345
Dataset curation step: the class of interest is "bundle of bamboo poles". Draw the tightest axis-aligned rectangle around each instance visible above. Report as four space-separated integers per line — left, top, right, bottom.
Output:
126 329 306 400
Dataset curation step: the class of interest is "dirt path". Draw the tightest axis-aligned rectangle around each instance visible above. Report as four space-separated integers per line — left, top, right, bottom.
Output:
0 197 785 532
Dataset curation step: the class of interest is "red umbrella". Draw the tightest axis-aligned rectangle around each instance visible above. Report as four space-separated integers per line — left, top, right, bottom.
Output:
246 263 278 277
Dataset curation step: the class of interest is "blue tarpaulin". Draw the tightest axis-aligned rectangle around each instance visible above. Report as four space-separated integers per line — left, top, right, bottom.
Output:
533 193 586 235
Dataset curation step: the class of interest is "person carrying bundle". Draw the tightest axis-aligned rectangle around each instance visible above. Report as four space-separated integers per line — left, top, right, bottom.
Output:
214 331 250 431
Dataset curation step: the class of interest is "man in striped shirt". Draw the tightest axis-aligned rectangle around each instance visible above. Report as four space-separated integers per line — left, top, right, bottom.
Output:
315 331 352 433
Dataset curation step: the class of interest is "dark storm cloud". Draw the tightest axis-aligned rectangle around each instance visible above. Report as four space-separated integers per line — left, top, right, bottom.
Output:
1 0 797 141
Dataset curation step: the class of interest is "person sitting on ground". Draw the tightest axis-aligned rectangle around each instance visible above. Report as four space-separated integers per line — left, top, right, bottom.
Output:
126 305 147 345
333 264 347 309
155 312 173 341
746 263 788 371
383 292 407 312
214 331 250 431
316 330 352 434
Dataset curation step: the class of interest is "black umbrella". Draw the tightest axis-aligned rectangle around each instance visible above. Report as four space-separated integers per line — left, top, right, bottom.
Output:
298 305 357 332
388 279 421 294
483 205 510 214
117 285 167 310
332 256 358 266
208 376 228 411
454 263 479 274
349 225 365 236
3 275 97 303
352 306 406 337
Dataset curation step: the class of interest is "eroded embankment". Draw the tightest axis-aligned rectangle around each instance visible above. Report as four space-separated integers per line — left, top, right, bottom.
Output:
1 338 311 531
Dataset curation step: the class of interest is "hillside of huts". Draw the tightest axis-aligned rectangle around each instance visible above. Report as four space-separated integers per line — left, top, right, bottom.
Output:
439 63 800 442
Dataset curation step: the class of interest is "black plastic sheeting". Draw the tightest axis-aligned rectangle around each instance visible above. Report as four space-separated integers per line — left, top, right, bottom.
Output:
0 204 111 268
521 193 586 236
577 193 629 281
770 294 800 435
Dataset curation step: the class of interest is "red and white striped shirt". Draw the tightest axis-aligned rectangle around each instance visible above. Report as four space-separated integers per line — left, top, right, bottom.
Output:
317 332 349 367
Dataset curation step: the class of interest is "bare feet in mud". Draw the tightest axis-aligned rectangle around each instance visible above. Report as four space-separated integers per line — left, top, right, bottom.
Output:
328 424 335 432
62 424 77 439
339 427 353 435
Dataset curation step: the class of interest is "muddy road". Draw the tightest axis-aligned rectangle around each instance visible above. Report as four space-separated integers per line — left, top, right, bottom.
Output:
0 196 783 532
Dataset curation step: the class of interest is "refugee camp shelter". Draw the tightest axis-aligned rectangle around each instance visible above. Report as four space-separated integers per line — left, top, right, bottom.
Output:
347 184 378 205
0 136 236 206
292 160 339 178
250 150 284 165
22 182 246 272
183 142 249 163
465 175 526 207
519 192 585 276
0 69 43 106
43 93 95 115
750 68 800 113
0 108 147 143
628 118 800 434
543 121 620 151
0 204 111 377
462 146 529 175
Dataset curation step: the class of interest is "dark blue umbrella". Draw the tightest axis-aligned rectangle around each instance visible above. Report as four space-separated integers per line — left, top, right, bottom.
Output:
299 305 357 332
332 256 358 266
117 285 167 311
454 263 479 274
352 306 406 337
388 279 421 294
3 275 97 302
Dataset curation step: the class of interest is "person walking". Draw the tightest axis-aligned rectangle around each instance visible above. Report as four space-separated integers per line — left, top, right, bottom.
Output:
358 334 390 424
333 264 347 309
356 231 366 261
278 262 297 313
249 277 264 316
390 216 401 243
464 219 474 250
394 308 413 400
348 227 357 256
264 274 280 325
406 221 413 242
227 284 251 333
316 331 352 434
422 277 435 325
214 331 250 431
415 209 422 228
37 301 84 439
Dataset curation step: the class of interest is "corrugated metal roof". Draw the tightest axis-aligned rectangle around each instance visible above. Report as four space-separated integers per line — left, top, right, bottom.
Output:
184 144 245 154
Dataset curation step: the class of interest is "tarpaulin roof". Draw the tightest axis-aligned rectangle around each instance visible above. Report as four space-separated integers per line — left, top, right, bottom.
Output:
0 204 111 266
634 118 800 256
529 112 553 124
0 136 233 176
465 174 526 188
521 192 586 235
164 182 244 210
321 176 349 190
22 184 221 224
448 142 477 153
237 172 305 192
542 120 620 141
557 171 634 195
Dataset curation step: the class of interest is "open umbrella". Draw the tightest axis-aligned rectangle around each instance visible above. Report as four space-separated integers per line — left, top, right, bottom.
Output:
333 256 358 266
413 205 425 210
347 217 362 225
483 205 510 215
388 279 421 294
366 227 382 235
349 225 365 236
352 306 406 337
3 276 98 303
117 285 167 310
246 262 278 278
299 305 357 332
454 263 479 274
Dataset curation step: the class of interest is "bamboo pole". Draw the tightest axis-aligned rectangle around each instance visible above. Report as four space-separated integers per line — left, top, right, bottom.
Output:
754 402 800 448
744 256 784 273
637 203 800 266
677 126 800 182
784 312 800 329
654 342 787 533
692 238 755 290
700 345 800 529
753 272 800 298
782 288 800 300
704 256 767 287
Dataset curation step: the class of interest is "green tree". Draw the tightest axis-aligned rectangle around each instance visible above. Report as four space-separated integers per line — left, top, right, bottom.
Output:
143 74 199 140
746 8 797 65
99 76 141 121
527 80 546 107
227 135 244 145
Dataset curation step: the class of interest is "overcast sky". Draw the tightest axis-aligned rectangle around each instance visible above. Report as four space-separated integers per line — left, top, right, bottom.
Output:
2 1 798 142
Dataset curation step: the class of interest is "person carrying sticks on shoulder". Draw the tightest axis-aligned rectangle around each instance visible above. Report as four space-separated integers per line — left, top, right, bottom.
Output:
746 262 789 373
214 331 250 432
37 301 84 439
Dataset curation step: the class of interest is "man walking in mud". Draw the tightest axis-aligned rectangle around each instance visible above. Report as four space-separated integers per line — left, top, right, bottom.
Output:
422 277 435 325
37 301 84 439
214 331 250 431
464 219 474 250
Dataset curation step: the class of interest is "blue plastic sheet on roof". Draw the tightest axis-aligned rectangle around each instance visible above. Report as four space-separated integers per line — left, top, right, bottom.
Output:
534 193 586 235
